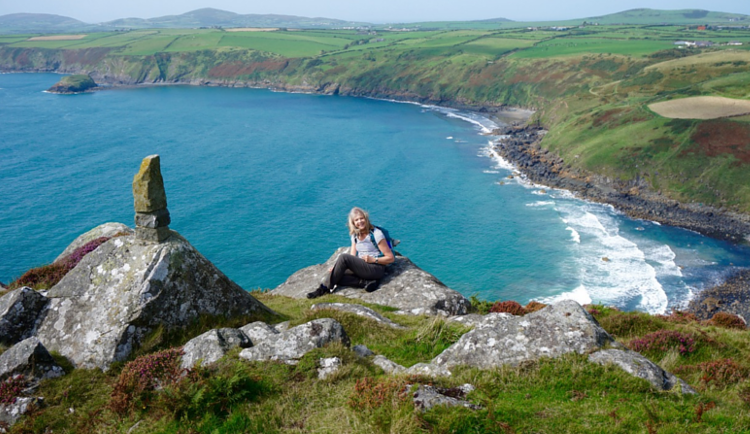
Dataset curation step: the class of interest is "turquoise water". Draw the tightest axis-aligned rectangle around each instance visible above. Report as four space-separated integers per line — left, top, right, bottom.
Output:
2 73 749 313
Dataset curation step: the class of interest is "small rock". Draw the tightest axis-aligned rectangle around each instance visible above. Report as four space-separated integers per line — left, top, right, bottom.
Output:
239 318 349 364
372 355 405 374
0 337 64 382
0 397 41 430
317 357 342 379
353 344 374 358
311 303 405 329
239 321 280 346
405 363 451 377
412 384 481 412
132 155 168 213
588 349 696 394
0 288 49 346
181 328 251 369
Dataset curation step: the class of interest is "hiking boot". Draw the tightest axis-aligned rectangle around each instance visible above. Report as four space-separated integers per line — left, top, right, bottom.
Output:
363 280 379 293
307 284 329 299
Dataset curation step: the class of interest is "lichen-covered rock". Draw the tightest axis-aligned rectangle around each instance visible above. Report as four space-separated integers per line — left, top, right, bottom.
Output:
372 355 405 374
311 303 405 329
54 223 133 263
588 349 696 394
0 397 41 431
132 155 167 213
239 321 280 345
432 300 614 370
239 318 349 364
446 313 486 328
412 384 480 412
0 288 49 346
404 363 451 377
317 357 342 379
181 328 251 370
272 248 471 316
35 232 276 370
0 337 64 382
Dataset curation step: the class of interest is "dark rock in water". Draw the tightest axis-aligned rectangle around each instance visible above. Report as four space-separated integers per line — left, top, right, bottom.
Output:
35 230 276 370
589 349 695 394
239 318 349 364
46 74 97 94
432 301 614 370
688 269 750 326
53 223 133 263
0 337 64 382
272 248 471 316
181 328 252 370
0 287 49 346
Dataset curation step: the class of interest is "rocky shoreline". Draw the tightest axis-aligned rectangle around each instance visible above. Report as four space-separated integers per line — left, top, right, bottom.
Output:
490 124 750 244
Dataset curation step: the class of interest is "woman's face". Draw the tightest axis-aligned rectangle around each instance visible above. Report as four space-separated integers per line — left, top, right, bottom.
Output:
353 213 367 231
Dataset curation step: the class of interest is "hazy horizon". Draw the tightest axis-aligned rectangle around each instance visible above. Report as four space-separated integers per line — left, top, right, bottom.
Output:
1 1 750 25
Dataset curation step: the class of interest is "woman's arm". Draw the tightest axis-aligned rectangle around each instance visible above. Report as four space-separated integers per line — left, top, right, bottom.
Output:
350 239 357 256
372 238 394 265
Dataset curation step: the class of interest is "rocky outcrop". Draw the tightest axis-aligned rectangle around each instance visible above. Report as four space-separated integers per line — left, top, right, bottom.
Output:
688 269 750 325
432 301 614 370
0 337 64 382
311 303 405 329
35 231 275 370
0 397 41 432
0 288 49 346
589 349 696 394
54 223 133 263
46 74 97 94
492 125 750 243
239 318 349 364
272 248 471 316
181 328 252 369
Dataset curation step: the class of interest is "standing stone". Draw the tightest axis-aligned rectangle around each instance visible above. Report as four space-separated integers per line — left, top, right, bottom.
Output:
132 155 171 242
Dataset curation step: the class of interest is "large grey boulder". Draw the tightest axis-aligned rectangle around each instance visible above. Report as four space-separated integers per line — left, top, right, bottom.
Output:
35 231 276 370
239 318 349 364
181 328 252 370
272 248 471 316
589 349 696 394
311 303 405 329
0 288 49 346
239 321 280 346
432 300 614 370
0 337 64 382
54 223 133 263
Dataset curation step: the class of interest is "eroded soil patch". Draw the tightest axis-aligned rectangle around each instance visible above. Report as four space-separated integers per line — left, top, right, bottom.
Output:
650 96 750 120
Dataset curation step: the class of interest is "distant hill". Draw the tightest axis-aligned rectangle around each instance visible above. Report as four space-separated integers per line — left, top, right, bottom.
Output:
584 8 749 25
103 8 370 29
0 13 89 33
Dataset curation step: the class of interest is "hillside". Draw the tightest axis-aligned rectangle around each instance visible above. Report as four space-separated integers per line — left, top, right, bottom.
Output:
0 13 89 33
1 23 750 233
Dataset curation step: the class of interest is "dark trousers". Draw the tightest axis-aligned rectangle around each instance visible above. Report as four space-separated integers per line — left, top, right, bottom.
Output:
325 253 385 289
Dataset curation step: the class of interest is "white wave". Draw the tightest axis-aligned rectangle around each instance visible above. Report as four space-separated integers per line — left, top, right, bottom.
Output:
555 203 669 314
526 201 554 207
483 170 500 174
539 285 592 306
567 226 581 243
446 136 453 140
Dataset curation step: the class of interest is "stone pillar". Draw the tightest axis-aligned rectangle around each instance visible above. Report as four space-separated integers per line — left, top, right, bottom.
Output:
132 155 171 242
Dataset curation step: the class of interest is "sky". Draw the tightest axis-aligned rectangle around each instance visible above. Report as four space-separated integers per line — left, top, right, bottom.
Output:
1 0 749 24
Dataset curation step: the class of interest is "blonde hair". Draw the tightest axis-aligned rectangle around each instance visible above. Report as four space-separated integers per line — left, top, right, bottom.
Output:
347 207 374 236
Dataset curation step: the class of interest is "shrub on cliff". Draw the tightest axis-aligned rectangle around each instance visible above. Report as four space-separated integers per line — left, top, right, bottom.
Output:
0 375 25 405
706 312 746 330
628 330 697 356
490 300 526 316
9 236 111 290
109 347 184 415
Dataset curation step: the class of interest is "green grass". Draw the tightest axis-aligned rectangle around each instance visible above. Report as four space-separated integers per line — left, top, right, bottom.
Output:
512 37 675 58
8 296 750 433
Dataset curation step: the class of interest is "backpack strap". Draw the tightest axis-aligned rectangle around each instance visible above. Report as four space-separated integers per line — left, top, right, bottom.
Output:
369 229 384 258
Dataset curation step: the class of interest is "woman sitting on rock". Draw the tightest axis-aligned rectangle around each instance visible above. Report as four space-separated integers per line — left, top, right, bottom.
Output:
307 207 395 299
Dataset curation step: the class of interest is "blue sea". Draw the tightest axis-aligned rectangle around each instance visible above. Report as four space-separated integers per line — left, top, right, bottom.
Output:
2 73 749 314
